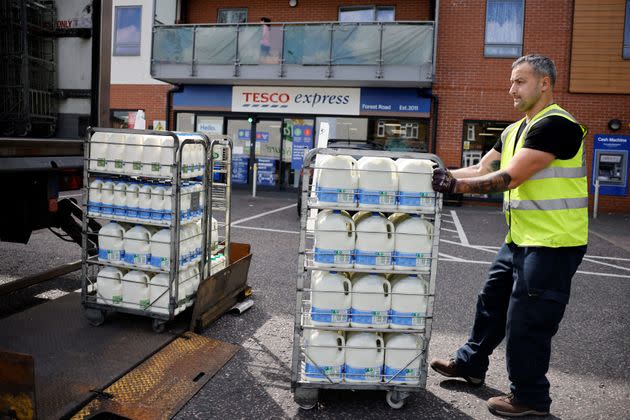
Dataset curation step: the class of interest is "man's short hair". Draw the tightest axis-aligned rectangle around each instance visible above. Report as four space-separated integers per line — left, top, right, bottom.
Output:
512 54 557 87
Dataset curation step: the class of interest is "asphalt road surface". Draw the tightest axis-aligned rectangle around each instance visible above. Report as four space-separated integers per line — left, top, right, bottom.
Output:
1 189 628 419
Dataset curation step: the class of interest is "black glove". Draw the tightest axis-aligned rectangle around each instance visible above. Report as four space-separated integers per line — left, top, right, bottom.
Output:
432 167 457 193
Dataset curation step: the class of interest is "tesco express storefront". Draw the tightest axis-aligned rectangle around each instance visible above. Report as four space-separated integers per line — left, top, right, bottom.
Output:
172 85 432 189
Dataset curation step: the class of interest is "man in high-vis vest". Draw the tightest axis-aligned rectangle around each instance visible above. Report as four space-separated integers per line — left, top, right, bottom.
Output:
430 54 587 417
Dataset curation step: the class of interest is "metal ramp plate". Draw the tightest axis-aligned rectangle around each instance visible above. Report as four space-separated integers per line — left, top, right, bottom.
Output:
70 332 238 420
0 351 36 420
0 292 186 419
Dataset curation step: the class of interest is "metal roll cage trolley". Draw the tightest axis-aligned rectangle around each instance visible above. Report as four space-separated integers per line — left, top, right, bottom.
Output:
291 147 444 409
80 128 233 333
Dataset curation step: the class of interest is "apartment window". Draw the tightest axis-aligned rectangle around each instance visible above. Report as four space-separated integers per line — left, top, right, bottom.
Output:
218 8 247 24
624 0 630 58
114 6 141 56
484 0 524 57
339 6 395 22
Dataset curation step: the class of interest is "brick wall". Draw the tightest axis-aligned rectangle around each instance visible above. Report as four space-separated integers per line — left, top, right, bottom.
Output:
110 84 173 128
434 0 630 213
186 0 430 23
113 0 630 212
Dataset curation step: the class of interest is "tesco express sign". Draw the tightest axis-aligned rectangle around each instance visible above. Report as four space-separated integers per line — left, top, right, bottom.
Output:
232 86 360 115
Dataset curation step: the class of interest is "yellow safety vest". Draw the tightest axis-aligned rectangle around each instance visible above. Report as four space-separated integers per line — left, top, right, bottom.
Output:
500 104 588 247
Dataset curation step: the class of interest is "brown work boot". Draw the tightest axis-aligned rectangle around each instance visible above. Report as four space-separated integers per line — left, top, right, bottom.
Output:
429 357 484 386
487 394 550 417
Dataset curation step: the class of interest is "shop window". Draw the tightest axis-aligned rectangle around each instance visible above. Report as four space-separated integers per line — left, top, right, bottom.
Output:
339 6 395 22
114 6 142 56
624 0 630 59
372 119 426 151
484 0 524 58
461 120 510 199
110 110 143 128
377 121 386 137
467 123 476 141
176 113 194 131
218 8 247 24
196 115 223 134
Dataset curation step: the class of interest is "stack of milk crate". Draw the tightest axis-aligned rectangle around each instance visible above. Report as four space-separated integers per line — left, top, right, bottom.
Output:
299 153 440 391
82 129 225 326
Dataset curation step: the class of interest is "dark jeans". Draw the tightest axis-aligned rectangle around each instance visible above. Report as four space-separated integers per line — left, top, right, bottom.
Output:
455 242 586 411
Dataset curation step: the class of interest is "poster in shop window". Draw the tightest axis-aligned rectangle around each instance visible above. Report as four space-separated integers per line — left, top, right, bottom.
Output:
290 124 314 170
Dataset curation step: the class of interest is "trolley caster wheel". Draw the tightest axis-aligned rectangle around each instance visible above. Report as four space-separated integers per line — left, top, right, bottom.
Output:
152 319 167 333
294 388 318 410
85 309 106 327
386 390 406 409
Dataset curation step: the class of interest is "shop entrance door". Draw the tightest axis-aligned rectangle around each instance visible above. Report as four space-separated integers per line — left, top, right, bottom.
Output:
226 118 283 188
226 118 252 186
254 119 283 188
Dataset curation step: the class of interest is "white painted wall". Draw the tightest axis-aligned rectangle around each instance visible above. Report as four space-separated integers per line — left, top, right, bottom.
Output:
111 0 167 85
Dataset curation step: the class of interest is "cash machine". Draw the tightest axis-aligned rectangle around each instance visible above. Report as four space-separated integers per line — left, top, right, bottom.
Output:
592 134 630 196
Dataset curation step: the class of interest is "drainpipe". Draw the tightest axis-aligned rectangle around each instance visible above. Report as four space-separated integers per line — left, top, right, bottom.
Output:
166 84 183 130
430 0 440 154
430 94 439 154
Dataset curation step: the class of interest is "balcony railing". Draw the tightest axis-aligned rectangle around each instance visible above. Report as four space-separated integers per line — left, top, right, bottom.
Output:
151 21 435 86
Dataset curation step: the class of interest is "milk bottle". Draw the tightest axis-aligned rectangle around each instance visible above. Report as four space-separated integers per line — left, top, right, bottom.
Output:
138 184 153 220
310 271 351 327
391 214 433 272
383 333 423 384
113 181 128 218
190 222 202 263
350 273 391 328
179 182 191 222
121 270 150 309
178 225 191 267
210 217 219 250
189 266 201 305
303 329 345 383
189 182 203 219
395 158 435 212
125 182 141 220
181 143 193 178
100 180 115 216
315 154 358 205
389 274 429 329
149 273 170 315
89 131 109 171
88 178 103 216
353 212 395 270
123 225 152 267
107 132 126 173
125 133 144 175
176 269 192 314
96 267 124 305
183 266 200 307
150 228 172 270
142 135 164 177
162 185 173 222
357 157 398 211
98 222 126 262
313 210 355 268
197 143 206 177
161 136 176 177
344 332 384 383
150 185 166 221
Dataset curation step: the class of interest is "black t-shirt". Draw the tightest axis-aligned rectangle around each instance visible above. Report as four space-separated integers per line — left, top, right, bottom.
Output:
493 115 583 159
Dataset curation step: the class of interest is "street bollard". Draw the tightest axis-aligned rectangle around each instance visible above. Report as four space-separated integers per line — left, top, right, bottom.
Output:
593 178 600 219
252 163 258 197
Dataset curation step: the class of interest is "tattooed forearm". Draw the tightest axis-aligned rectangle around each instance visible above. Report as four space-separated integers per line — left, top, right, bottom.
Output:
489 159 501 172
454 170 512 194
